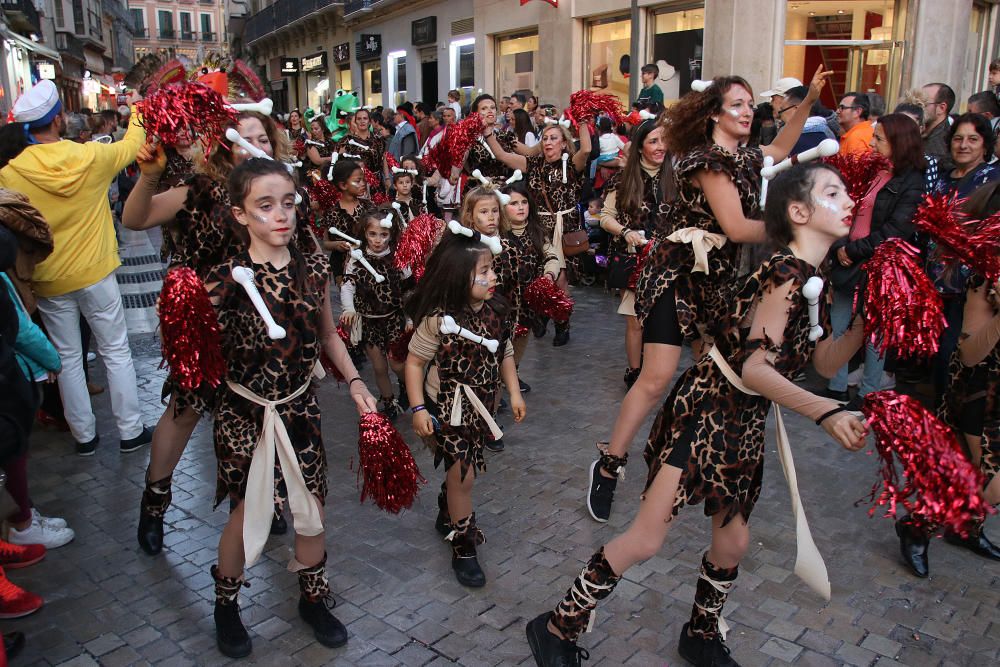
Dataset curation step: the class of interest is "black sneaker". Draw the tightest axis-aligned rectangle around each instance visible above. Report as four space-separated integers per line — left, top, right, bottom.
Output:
552 326 570 347
533 317 549 338
214 601 252 658
586 460 617 523
526 612 590 667
519 379 531 394
677 622 740 667
76 434 99 457
299 594 348 648
120 426 153 453
485 436 504 452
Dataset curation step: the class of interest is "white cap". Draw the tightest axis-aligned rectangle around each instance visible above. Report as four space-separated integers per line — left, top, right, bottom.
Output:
117 105 131 116
760 77 803 99
12 80 62 127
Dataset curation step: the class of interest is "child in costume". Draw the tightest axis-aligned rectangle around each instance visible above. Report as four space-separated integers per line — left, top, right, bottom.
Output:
392 167 426 225
404 233 526 588
322 159 372 285
206 158 376 658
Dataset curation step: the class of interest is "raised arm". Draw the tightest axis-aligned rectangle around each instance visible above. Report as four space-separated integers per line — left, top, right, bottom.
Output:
572 124 593 174
694 169 767 243
94 106 146 176
121 142 189 230
763 65 834 163
484 130 528 172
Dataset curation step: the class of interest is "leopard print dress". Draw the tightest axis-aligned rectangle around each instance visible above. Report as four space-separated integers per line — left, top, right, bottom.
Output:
207 250 330 508
345 250 408 351
463 131 517 196
396 197 427 226
419 303 512 481
322 198 373 277
604 168 663 315
939 274 1000 487
634 144 763 343
494 226 557 334
526 154 584 274
643 251 829 525
336 134 387 199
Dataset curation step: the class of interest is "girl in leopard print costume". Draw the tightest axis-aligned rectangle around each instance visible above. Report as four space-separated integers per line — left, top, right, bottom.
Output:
404 234 526 589
339 206 412 418
321 159 373 285
207 159 377 659
528 164 869 667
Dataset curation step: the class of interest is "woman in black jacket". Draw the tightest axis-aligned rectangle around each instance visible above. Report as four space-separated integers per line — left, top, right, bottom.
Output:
824 113 927 410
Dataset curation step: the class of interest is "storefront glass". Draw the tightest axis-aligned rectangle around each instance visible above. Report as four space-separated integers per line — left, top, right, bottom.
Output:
783 1 906 107
585 16 631 106
388 52 407 106
496 31 538 98
338 66 352 93
307 73 329 113
363 60 382 108
652 6 705 103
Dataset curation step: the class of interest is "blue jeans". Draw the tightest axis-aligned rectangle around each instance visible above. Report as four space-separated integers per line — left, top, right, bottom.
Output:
827 288 885 395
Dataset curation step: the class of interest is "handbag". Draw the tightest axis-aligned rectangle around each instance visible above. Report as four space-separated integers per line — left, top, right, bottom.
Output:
539 175 590 258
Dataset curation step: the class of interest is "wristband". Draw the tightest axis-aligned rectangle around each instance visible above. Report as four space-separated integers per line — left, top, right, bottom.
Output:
815 405 846 426
411 404 426 414
348 377 363 386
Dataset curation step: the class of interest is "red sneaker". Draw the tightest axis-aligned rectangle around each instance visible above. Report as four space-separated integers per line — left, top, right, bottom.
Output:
0 540 44 569
0 568 42 618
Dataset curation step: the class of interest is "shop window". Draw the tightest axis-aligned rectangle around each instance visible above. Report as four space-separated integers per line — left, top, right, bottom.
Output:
652 7 705 102
450 38 476 100
586 16 631 107
363 61 382 108
388 52 407 107
496 31 538 98
339 66 352 93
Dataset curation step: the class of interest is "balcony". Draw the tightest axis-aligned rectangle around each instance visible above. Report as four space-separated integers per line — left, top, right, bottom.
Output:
180 31 195 41
244 0 340 45
134 28 149 39
202 31 217 42
159 29 175 39
344 0 376 18
0 0 40 34
56 31 86 62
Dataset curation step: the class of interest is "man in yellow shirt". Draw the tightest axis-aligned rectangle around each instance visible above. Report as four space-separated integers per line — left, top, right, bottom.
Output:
836 91 874 155
0 80 151 456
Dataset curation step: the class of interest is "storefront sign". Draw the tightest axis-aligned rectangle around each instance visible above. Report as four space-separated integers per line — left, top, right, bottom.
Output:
358 34 382 61
281 57 299 74
333 43 350 65
412 17 437 46
301 52 327 73
37 62 56 80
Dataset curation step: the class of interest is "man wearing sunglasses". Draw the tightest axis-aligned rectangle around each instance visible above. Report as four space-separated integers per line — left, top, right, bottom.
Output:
836 91 874 155
922 82 956 172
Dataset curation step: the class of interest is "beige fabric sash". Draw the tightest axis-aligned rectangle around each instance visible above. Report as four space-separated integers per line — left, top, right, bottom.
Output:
349 310 395 346
539 207 576 269
449 383 504 440
226 379 324 567
707 345 832 600
664 227 727 274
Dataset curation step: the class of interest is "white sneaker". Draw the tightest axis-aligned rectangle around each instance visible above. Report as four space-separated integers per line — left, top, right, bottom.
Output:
86 352 97 362
847 365 864 387
880 372 896 391
9 517 75 549
30 508 67 530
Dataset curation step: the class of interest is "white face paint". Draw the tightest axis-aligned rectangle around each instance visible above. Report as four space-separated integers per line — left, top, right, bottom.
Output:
726 108 742 118
812 195 840 214
473 278 491 287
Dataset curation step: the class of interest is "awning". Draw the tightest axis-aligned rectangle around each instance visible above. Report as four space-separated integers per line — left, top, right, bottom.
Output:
0 27 62 66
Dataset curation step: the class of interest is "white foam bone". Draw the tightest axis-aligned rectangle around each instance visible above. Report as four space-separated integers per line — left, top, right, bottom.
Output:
801 276 825 342
350 248 386 283
440 315 499 353
231 266 287 340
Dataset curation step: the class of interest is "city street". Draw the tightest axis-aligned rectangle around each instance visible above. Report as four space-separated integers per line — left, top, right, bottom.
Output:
4 240 999 667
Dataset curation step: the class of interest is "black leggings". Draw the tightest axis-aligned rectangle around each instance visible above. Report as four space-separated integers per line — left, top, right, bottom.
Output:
642 286 683 347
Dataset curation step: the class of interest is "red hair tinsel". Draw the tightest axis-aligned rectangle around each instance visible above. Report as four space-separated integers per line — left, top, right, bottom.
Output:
525 276 574 323
859 239 945 358
136 81 237 153
357 412 425 513
394 213 444 281
862 391 994 534
158 267 225 391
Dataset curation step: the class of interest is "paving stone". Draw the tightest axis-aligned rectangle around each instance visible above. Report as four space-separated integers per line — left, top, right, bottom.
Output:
761 637 803 662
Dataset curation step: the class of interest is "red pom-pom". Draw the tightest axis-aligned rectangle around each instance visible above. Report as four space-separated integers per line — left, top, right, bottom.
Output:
862 391 995 533
159 267 225 390
434 114 484 175
627 240 653 291
823 152 892 212
394 213 444 281
336 323 351 344
913 194 1000 281
309 178 341 211
514 324 529 339
372 191 390 206
357 412 425 513
388 328 414 364
136 81 238 153
293 137 306 158
859 239 945 358
569 90 627 125
319 350 345 382
525 276 574 323
362 165 381 190
385 153 400 170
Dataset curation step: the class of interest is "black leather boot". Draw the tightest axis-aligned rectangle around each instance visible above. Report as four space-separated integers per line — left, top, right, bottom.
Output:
895 516 930 578
137 474 171 556
449 514 486 588
212 565 251 658
943 521 1000 561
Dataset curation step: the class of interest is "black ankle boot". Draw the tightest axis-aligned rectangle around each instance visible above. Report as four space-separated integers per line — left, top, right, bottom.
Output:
526 612 590 667
435 489 451 536
270 507 288 535
449 514 486 588
214 601 252 658
943 524 1000 561
137 510 164 556
553 323 570 347
299 595 348 648
895 517 930 578
678 622 740 667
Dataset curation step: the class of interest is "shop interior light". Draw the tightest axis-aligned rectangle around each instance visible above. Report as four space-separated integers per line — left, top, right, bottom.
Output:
449 37 475 90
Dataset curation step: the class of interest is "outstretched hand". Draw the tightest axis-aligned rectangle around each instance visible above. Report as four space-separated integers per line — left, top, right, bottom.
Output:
805 65 835 104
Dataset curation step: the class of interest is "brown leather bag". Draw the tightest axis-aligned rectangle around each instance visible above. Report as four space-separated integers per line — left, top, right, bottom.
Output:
539 176 589 258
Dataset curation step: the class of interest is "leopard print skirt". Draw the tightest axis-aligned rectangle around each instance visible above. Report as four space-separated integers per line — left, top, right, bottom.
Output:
161 377 217 417
361 310 407 353
429 382 497 481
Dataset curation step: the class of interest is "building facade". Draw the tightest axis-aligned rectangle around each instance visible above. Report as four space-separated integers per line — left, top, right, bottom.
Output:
128 0 228 63
239 0 1000 117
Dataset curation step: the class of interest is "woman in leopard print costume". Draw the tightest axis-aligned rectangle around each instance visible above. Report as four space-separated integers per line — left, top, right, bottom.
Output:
304 118 337 171
340 206 412 418
528 163 868 667
484 118 592 347
123 111 319 557
336 108 388 200
404 234 526 589
585 67 833 526
456 94 520 197
207 159 376 658
321 159 373 285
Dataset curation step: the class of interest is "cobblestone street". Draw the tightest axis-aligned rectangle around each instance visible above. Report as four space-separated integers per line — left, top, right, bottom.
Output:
4 276 999 666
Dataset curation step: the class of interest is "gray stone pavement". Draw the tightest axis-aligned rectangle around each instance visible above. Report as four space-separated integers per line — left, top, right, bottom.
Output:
5 279 999 666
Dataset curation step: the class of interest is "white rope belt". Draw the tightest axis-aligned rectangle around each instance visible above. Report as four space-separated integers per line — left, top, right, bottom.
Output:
707 345 832 600
449 383 503 440
539 207 576 269
227 379 323 567
664 227 727 274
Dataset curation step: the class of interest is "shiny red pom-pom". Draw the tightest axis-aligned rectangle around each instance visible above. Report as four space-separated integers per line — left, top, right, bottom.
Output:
159 267 225 390
913 194 1000 281
319 350 345 382
372 191 390 206
136 81 237 153
862 391 994 534
440 114 484 175
387 328 415 364
385 153 400 170
394 213 444 281
823 151 892 211
525 276 574 323
514 324 529 338
627 240 653 291
357 412 425 513
569 90 627 125
309 178 340 211
336 323 351 344
860 239 945 358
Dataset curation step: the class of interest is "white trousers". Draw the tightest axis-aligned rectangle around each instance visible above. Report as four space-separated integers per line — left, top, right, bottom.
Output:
36 273 143 443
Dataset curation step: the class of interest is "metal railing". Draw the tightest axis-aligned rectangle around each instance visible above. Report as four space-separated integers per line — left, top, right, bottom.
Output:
0 0 40 33
244 0 340 44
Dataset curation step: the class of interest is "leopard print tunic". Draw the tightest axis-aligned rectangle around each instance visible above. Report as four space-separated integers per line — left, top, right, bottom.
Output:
643 251 828 525
462 131 517 196
336 134 387 198
422 302 511 481
634 144 763 343
494 227 556 332
322 198 373 276
939 274 1000 486
603 168 663 257
158 148 195 192
207 250 331 508
396 197 427 225
345 250 408 352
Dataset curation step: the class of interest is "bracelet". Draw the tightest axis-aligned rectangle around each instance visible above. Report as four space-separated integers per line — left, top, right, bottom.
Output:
411 404 426 414
348 377 364 386
815 405 846 426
